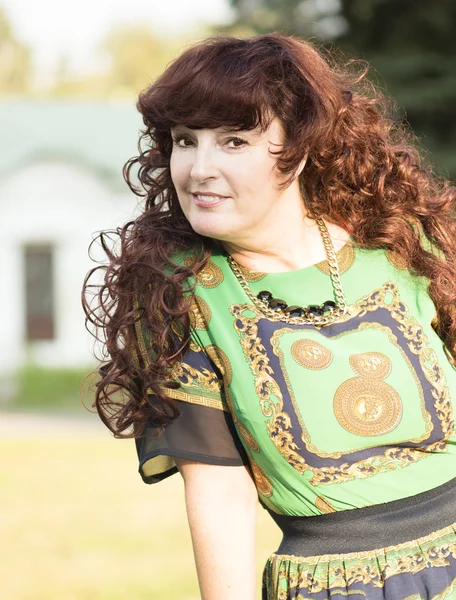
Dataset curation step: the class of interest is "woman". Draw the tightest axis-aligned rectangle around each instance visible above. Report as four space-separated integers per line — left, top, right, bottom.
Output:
82 32 456 599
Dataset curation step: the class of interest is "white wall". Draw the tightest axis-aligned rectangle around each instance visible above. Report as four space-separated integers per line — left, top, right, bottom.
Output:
0 160 141 379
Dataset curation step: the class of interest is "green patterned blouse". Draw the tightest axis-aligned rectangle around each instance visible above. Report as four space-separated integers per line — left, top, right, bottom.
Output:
134 237 456 517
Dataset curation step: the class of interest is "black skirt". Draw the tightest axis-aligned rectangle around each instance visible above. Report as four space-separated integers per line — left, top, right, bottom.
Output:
262 477 456 599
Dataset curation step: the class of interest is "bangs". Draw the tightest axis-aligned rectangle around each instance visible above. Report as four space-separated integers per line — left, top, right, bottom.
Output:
144 37 278 133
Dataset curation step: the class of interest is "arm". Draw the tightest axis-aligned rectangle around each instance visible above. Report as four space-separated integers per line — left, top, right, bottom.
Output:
175 458 258 600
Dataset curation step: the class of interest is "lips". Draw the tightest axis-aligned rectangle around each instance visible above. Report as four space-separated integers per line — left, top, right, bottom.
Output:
191 191 228 198
191 192 228 207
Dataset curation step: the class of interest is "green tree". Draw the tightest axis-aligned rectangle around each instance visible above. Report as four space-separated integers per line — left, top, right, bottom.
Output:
102 26 180 97
52 25 182 99
222 0 341 38
223 0 456 177
337 0 456 177
0 6 32 94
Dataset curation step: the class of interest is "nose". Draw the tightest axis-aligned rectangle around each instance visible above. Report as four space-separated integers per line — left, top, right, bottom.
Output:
190 145 218 182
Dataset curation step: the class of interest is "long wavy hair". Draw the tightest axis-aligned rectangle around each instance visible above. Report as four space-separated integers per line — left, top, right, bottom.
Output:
82 32 456 439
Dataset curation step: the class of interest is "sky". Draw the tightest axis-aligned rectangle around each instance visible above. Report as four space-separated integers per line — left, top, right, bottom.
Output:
1 0 233 85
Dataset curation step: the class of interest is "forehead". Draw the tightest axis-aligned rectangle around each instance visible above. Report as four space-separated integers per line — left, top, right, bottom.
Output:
171 118 283 137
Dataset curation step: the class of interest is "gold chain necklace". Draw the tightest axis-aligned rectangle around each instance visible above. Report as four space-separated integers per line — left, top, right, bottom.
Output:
226 218 348 326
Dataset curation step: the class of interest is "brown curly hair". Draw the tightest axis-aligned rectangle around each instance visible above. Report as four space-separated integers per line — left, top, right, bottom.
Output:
81 32 456 439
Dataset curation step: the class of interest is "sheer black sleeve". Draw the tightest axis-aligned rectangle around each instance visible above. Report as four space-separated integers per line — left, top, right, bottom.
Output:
132 294 249 484
136 399 249 484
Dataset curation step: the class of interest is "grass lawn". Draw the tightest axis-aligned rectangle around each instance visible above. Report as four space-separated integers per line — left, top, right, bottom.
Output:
0 418 281 600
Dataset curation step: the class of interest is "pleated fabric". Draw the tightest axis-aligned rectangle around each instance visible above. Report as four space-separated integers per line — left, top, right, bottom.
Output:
262 523 456 599
262 477 456 599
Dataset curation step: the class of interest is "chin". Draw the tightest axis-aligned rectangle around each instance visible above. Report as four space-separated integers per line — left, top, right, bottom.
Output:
189 217 232 241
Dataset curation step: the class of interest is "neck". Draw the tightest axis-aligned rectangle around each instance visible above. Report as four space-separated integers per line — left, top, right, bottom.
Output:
220 217 350 273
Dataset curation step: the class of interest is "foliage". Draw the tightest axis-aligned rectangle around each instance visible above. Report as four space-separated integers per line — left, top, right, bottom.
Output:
0 6 32 93
223 0 456 178
0 5 186 99
221 0 343 38
337 0 456 178
51 26 184 99
10 364 98 412
103 26 178 95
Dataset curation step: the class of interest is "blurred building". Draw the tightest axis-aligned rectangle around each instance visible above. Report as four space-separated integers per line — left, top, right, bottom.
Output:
0 98 142 389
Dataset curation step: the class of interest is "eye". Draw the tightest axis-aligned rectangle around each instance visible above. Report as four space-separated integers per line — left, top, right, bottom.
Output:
226 136 248 149
172 135 194 148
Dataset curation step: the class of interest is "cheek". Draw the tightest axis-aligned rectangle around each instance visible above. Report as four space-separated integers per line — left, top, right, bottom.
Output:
227 155 275 190
170 154 189 190
240 160 277 196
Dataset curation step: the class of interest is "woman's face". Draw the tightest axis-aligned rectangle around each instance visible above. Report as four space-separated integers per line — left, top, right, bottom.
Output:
170 118 298 245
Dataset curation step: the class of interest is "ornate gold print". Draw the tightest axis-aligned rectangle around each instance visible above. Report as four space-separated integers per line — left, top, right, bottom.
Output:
349 352 392 379
355 282 453 441
231 305 307 472
333 378 403 437
193 259 224 288
273 330 414 458
316 243 355 275
333 352 403 437
205 344 233 386
237 420 260 452
356 323 432 445
238 264 267 282
164 387 228 411
170 361 222 395
291 339 333 370
189 338 202 353
232 280 453 486
250 457 273 497
386 248 409 270
270 522 456 594
188 295 211 330
204 344 260 453
315 495 337 514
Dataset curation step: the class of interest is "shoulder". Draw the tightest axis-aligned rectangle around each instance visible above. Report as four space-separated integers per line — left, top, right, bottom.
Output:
169 240 230 289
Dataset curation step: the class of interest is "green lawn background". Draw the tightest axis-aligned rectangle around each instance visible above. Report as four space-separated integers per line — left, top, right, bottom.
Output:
1 418 281 600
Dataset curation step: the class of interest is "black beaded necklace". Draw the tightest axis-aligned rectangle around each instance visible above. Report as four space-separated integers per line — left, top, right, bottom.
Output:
225 218 349 326
255 290 336 318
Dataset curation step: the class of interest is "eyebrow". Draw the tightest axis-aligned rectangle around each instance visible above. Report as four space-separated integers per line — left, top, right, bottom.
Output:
171 125 263 137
